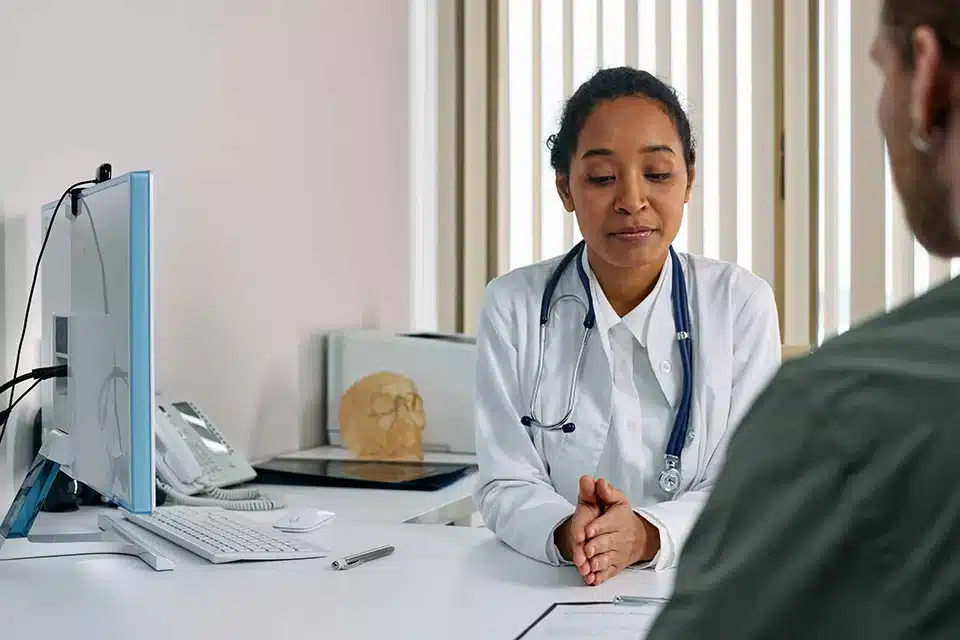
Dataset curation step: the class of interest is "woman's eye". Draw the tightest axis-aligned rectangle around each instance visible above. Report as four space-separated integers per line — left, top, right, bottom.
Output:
587 175 614 184
646 172 671 182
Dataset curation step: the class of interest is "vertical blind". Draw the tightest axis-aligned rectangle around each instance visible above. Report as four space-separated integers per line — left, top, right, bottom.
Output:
495 0 958 345
502 0 778 316
817 0 958 342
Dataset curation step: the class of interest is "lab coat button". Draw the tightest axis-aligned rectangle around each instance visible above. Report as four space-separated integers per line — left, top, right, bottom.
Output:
659 360 672 374
686 428 695 445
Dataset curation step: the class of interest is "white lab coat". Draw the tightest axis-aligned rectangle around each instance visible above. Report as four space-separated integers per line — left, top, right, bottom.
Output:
472 249 781 571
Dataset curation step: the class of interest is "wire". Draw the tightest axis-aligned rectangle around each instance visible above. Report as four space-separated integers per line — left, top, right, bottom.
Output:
0 365 68 433
0 379 43 431
156 480 285 512
0 370 44 398
0 366 66 404
80 197 124 457
2 180 95 447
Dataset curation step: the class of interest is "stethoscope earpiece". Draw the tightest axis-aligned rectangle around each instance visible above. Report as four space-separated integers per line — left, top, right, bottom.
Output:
520 416 533 427
561 423 576 434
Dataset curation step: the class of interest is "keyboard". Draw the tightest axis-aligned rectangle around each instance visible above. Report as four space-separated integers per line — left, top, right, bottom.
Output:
122 506 329 564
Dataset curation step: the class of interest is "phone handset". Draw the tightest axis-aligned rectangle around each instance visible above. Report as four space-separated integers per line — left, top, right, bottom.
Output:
153 402 283 512
155 405 205 494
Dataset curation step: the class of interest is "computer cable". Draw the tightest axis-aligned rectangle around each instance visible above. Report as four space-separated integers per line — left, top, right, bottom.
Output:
0 364 68 433
3 181 93 443
0 380 44 430
3 164 112 448
78 196 126 461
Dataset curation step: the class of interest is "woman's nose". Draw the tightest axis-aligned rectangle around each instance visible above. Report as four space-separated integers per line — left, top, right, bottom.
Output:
615 172 647 214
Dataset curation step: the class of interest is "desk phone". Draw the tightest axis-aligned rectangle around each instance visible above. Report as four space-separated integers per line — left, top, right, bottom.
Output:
153 396 279 511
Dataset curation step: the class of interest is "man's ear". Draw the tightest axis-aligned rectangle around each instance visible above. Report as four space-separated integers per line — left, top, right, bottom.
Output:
684 165 697 203
909 26 947 135
556 174 575 212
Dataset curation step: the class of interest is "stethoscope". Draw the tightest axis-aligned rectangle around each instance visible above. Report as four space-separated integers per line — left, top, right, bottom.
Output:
519 240 694 494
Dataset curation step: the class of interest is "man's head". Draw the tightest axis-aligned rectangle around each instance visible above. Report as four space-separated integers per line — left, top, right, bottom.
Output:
875 0 960 257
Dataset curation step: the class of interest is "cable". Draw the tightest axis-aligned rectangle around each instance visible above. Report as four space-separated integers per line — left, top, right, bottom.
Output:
2 180 95 447
0 364 67 432
0 365 67 410
0 370 46 399
156 479 285 512
0 379 43 429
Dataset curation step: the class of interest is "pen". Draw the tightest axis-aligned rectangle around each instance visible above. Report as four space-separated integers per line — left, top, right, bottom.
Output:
331 544 395 571
613 595 668 606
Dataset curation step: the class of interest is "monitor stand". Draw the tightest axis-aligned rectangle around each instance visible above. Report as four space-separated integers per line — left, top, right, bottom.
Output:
0 430 173 571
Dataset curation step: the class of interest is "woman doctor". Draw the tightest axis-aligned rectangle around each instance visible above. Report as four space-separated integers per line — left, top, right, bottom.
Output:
473 67 782 586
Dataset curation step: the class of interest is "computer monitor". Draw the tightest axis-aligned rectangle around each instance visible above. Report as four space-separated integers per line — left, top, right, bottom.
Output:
0 171 163 568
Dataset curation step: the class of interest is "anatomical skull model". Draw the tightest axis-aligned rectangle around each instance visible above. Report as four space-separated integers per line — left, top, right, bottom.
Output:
338 371 426 460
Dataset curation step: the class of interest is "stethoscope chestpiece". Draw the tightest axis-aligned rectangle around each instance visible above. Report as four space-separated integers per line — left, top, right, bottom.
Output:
658 467 681 494
658 454 682 494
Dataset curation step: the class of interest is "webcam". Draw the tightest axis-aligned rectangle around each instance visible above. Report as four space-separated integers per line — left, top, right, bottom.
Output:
95 163 112 183
70 163 113 217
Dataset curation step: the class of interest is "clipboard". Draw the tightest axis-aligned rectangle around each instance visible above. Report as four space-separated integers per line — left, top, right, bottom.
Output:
514 597 668 639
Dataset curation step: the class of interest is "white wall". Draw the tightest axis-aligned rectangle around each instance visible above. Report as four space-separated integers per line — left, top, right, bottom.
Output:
0 0 416 494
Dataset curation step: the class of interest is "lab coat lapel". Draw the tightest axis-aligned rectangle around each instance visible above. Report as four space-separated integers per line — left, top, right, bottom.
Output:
650 253 704 494
646 255 681 410
675 258 706 490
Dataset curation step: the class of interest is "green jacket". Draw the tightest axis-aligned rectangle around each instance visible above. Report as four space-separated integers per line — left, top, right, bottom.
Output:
647 277 960 639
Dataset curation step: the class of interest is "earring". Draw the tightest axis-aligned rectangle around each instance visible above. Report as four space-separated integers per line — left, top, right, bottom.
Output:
910 129 932 153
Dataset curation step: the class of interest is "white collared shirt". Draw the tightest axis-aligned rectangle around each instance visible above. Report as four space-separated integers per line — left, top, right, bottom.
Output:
587 252 675 514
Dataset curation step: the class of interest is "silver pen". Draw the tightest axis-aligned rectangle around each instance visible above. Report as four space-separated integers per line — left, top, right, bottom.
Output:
613 595 668 606
331 544 395 571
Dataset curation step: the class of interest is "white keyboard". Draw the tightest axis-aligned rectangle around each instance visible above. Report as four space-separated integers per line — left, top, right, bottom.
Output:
122 506 329 564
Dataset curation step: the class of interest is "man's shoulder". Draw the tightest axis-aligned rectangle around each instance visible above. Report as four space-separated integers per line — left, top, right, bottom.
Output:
755 279 960 441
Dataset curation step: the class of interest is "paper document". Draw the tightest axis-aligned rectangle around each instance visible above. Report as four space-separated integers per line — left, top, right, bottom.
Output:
516 600 666 639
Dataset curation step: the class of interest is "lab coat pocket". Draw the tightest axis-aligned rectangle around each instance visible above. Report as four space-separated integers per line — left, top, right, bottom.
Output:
546 400 611 488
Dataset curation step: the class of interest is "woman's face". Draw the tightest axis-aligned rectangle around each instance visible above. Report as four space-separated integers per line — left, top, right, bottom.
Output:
556 96 693 270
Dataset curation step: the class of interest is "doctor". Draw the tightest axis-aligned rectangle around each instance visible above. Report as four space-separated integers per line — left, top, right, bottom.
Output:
473 67 782 586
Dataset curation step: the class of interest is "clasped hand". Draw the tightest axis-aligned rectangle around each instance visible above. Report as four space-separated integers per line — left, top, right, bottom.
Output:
555 476 660 586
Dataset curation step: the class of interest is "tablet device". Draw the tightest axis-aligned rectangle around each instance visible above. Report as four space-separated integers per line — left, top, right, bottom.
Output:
252 457 477 491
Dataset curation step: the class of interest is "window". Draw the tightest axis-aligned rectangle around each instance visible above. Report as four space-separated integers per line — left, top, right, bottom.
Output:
816 0 958 342
491 0 956 344
444 0 957 338
501 0 773 286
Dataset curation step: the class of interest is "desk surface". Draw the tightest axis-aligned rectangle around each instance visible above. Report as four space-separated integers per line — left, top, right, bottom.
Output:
2 450 672 639
5 509 674 639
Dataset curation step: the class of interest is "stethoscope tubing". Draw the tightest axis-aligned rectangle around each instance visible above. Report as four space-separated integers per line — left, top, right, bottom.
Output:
520 241 694 491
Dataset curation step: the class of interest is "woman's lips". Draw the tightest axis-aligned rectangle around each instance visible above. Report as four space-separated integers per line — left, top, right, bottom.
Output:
610 228 657 242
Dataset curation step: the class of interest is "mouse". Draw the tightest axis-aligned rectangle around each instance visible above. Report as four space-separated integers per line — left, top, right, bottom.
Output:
272 508 335 533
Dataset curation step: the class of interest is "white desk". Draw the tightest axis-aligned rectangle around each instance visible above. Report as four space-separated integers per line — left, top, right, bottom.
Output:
4 507 675 639
262 446 480 526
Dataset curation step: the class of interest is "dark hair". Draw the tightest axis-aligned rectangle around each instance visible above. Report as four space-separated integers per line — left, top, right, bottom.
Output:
546 67 696 177
882 0 960 67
